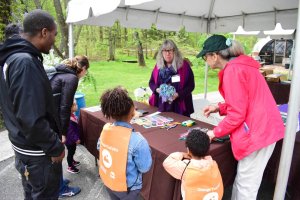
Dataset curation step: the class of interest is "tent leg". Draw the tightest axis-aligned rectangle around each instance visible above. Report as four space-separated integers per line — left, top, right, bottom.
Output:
68 23 74 59
274 0 300 199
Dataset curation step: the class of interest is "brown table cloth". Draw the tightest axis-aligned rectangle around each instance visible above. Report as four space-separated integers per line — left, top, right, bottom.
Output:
264 133 300 200
79 102 237 200
267 81 290 104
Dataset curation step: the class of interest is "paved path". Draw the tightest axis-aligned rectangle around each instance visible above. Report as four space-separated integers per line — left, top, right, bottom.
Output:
0 130 110 200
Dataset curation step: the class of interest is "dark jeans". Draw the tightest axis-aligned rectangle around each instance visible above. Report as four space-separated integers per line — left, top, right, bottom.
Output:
66 144 76 167
14 151 62 200
106 186 141 200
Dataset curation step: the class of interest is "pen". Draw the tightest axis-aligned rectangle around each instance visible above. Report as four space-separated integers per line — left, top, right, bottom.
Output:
244 122 249 132
167 124 177 130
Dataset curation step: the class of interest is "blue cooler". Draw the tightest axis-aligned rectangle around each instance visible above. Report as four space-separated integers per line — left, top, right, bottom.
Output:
74 92 86 118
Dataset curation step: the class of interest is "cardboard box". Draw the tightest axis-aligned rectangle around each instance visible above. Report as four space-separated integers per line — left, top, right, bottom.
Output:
265 73 287 82
259 70 266 76
260 66 276 75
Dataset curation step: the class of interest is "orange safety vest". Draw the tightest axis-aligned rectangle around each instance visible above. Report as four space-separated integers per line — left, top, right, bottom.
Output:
99 123 132 192
183 161 224 200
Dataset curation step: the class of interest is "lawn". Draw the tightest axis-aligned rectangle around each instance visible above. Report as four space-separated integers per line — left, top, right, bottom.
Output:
78 56 220 107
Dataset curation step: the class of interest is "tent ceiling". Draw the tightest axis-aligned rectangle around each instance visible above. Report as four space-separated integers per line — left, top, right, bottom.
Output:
66 0 298 33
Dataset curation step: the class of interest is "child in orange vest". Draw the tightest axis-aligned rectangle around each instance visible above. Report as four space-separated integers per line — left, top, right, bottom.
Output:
163 129 223 200
98 86 152 200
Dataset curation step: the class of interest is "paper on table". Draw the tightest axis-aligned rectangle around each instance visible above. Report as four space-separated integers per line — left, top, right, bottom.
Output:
83 106 101 112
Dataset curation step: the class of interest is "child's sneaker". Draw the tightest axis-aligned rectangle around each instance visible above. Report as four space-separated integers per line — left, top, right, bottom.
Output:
72 160 80 167
67 165 80 174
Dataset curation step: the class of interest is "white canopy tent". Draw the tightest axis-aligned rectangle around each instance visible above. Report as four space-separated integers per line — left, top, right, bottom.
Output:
66 0 300 199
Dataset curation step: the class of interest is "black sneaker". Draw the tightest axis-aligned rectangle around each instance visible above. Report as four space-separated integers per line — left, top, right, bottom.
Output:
67 165 80 174
72 160 81 167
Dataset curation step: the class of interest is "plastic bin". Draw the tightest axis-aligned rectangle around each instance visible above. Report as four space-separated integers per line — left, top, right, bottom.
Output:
74 92 86 118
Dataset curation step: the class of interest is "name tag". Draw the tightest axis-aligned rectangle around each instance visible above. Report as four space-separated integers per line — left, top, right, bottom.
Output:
171 75 180 83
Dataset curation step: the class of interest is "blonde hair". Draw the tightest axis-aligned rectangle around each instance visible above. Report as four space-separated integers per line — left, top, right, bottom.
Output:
156 39 183 72
62 55 89 75
217 40 245 60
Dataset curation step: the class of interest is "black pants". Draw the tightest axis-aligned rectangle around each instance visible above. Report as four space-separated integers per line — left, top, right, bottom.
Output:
66 144 76 167
14 151 62 200
106 186 141 200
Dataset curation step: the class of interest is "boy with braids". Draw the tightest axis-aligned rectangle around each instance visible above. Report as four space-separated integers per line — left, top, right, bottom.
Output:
163 129 223 200
98 86 152 200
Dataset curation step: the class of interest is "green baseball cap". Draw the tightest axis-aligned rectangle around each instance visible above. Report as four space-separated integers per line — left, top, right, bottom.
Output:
197 35 229 58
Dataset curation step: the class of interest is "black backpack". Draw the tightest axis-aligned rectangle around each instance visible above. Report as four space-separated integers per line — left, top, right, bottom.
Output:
44 66 62 80
44 66 64 97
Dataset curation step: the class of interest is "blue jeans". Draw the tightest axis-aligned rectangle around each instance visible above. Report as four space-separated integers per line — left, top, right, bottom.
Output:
15 151 62 199
59 175 67 193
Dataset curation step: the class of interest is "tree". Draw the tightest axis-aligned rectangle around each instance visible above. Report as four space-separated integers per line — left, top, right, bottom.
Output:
108 27 116 61
133 31 146 67
0 0 11 42
53 0 68 58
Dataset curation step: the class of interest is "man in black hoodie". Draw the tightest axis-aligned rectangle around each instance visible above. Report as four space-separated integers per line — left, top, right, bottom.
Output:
0 10 65 199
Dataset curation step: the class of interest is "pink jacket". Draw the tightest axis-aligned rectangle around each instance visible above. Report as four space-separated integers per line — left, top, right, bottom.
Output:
213 55 284 160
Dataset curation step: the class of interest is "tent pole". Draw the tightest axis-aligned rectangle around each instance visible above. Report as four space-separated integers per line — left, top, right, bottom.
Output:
68 23 74 59
273 0 300 199
288 39 295 80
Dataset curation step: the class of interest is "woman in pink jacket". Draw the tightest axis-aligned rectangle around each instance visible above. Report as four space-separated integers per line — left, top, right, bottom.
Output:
197 35 284 200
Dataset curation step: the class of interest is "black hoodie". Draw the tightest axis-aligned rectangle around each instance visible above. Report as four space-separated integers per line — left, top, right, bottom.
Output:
0 38 64 157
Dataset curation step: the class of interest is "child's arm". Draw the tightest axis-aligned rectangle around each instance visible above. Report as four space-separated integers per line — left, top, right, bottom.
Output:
163 152 189 180
134 137 152 173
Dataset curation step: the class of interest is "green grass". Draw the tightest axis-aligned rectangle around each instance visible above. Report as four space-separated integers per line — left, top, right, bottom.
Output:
78 56 220 107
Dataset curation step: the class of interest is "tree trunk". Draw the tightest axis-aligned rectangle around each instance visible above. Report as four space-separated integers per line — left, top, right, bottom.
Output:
116 21 121 48
124 28 128 45
19 0 28 13
108 27 115 61
142 30 148 59
53 44 65 59
33 0 42 9
133 31 146 67
74 25 82 49
53 0 68 58
0 0 11 42
99 27 103 42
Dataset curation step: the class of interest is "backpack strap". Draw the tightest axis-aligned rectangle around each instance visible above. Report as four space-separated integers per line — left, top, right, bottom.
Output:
181 160 191 181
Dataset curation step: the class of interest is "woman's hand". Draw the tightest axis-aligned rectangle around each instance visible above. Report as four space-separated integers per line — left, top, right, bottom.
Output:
51 150 65 163
207 130 215 141
156 88 160 93
203 105 219 117
182 152 192 160
172 92 179 101
61 135 66 144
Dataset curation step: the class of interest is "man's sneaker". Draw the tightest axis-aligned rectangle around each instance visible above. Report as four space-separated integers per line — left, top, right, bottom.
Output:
67 166 80 174
72 160 80 167
59 186 81 198
63 179 70 185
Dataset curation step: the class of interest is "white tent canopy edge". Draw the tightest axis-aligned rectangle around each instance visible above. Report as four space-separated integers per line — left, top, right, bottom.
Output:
66 0 298 33
66 0 300 199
